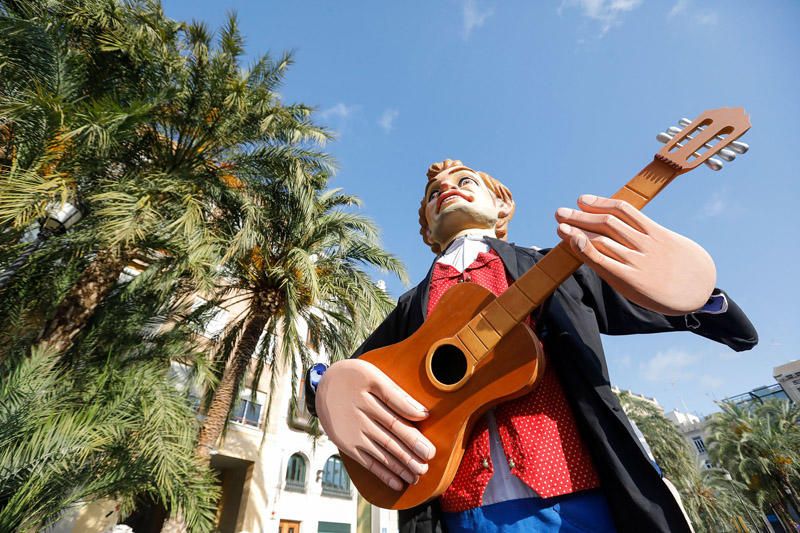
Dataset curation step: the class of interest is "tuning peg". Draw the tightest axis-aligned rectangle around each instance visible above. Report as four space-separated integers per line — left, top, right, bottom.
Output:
656 132 673 144
667 124 744 161
728 140 749 154
716 148 737 162
677 117 749 154
656 130 724 171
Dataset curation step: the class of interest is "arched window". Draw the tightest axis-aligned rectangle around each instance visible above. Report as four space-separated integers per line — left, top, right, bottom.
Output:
321 455 351 496
285 453 307 490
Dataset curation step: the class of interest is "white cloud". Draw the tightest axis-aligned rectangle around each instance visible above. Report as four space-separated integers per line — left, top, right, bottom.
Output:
668 0 718 26
701 191 726 217
669 0 690 18
319 103 358 121
462 0 494 38
560 0 643 35
377 108 399 133
640 348 697 382
696 11 718 25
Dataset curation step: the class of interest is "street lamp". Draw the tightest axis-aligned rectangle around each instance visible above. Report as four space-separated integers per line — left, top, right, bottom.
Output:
41 201 83 233
0 201 84 290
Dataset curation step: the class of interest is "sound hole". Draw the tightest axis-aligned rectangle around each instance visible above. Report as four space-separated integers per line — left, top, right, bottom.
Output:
430 343 468 386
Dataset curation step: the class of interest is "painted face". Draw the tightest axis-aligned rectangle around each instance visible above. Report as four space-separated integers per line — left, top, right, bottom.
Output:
423 167 506 250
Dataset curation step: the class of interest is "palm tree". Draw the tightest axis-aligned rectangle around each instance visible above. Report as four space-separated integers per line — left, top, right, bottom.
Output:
615 391 762 532
681 467 761 533
616 391 697 490
0 0 332 357
195 181 407 460
0 344 219 532
707 400 800 531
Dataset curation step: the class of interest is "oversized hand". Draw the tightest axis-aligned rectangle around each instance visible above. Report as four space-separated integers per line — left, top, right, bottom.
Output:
315 358 436 491
555 194 716 315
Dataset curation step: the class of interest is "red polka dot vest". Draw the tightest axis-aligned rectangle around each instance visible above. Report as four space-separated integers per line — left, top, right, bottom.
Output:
428 249 600 513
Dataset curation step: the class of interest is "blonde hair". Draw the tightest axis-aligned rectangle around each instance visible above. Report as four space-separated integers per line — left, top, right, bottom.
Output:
418 159 515 254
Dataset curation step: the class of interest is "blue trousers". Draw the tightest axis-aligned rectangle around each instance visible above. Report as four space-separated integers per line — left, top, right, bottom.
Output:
442 490 618 533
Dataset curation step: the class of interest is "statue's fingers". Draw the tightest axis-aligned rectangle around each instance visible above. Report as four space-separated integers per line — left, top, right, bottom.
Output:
555 207 642 250
576 195 651 235
351 443 406 492
558 223 629 279
590 233 645 266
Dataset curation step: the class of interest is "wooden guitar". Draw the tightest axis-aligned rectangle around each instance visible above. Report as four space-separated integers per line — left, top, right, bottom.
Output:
340 108 751 510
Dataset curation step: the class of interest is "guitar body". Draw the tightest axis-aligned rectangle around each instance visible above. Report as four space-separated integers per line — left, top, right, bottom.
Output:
340 282 545 509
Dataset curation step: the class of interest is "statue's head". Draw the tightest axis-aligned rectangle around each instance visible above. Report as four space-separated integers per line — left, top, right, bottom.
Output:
418 159 515 254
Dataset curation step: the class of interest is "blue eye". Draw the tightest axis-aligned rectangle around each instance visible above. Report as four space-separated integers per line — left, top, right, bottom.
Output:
459 177 477 187
428 190 439 201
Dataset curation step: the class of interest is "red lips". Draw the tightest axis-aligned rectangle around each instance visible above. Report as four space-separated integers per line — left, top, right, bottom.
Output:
437 190 472 213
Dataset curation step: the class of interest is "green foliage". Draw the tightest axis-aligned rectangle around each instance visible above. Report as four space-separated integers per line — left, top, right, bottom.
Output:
707 400 800 527
617 391 696 488
0 0 406 529
616 391 760 532
0 0 335 303
202 181 408 439
0 344 219 532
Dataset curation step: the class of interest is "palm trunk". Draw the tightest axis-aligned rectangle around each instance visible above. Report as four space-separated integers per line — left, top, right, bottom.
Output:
195 310 268 460
160 312 268 533
36 250 125 354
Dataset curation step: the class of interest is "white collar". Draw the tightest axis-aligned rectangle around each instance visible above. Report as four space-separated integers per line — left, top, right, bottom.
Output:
437 234 491 273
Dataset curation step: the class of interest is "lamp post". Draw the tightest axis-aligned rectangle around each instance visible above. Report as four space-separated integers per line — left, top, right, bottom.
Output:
0 201 83 290
721 469 764 533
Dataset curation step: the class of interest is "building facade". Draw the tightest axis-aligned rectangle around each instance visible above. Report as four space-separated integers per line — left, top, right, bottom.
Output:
664 410 712 468
773 360 800 404
198 312 398 533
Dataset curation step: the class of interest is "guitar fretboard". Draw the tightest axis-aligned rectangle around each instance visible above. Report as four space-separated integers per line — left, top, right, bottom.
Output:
453 158 679 364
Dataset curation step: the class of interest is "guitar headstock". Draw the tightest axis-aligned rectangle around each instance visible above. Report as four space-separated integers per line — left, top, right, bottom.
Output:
655 107 751 173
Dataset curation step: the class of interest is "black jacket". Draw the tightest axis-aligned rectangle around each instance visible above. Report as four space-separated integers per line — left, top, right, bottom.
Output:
308 238 758 533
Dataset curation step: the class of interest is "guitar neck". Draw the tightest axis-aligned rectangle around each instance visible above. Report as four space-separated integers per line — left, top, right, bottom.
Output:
454 158 680 363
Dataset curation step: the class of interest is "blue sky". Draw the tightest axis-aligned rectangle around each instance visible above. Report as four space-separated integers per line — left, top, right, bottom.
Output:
164 0 799 417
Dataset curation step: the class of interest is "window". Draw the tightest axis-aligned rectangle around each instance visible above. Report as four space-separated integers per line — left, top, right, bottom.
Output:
229 397 262 427
317 522 350 533
285 453 307 491
693 436 707 454
322 455 351 496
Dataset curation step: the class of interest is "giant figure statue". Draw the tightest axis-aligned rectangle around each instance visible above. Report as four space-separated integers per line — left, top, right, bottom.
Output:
304 158 756 533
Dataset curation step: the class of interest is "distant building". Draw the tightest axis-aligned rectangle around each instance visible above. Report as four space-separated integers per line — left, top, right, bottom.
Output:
610 386 713 469
773 360 800 404
611 386 661 409
665 410 712 468
721 383 790 407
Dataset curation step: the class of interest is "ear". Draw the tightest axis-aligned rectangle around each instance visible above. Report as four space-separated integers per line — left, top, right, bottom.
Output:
495 197 512 219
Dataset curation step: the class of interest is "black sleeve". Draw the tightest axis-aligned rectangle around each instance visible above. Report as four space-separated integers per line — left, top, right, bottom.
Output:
304 289 416 416
572 264 758 352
